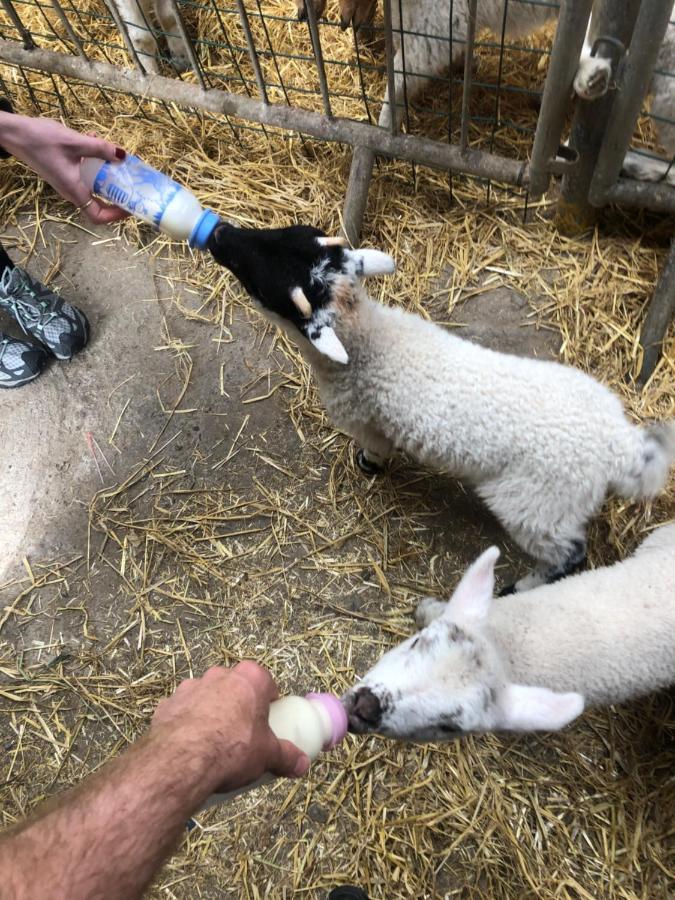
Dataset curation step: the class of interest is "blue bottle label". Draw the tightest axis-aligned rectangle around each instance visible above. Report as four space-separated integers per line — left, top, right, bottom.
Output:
93 154 182 228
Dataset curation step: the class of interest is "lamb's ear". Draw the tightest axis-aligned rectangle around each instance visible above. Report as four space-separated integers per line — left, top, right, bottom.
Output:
445 546 499 624
300 314 349 364
496 685 585 731
343 248 396 278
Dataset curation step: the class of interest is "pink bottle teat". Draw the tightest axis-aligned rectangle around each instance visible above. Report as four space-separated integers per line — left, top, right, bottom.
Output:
305 693 348 749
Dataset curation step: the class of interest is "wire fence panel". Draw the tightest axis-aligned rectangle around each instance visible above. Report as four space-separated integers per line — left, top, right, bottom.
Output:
0 0 673 231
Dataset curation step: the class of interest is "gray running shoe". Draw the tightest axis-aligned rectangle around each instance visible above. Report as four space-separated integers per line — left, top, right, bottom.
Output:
0 332 48 388
0 266 89 360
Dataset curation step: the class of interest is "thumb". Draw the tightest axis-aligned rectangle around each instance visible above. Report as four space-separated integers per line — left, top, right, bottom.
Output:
269 739 310 779
75 134 126 162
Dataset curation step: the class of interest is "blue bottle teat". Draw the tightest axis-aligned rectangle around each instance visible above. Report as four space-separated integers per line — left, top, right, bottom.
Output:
189 209 221 250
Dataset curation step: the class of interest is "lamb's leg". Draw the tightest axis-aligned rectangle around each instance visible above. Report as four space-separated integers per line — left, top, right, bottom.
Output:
115 0 160 74
573 15 612 101
354 428 393 476
415 597 447 628
154 0 191 72
502 535 587 594
478 475 592 593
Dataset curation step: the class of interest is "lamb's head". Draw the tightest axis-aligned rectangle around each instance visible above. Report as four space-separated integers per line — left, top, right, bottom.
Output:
343 547 584 741
208 223 394 364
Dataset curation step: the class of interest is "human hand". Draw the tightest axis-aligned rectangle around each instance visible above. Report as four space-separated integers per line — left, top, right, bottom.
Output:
0 113 129 225
151 662 310 793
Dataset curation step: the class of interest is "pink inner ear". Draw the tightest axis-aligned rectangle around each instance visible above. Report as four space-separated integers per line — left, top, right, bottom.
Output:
448 546 499 621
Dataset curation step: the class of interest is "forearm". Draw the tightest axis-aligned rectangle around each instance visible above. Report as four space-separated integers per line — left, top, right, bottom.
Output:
0 111 40 161
0 726 222 900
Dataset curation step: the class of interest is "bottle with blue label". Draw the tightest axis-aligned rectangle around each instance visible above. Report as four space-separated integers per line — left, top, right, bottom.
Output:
80 155 220 250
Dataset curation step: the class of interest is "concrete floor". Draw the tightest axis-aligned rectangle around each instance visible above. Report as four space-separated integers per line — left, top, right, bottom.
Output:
0 219 560 592
0 217 299 590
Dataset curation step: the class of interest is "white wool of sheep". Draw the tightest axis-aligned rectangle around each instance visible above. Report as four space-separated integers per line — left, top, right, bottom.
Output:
276 277 675 589
343 524 675 740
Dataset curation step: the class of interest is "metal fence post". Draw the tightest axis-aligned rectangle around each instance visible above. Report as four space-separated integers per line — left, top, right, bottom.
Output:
638 236 675 385
528 0 594 198
589 0 673 206
556 0 641 234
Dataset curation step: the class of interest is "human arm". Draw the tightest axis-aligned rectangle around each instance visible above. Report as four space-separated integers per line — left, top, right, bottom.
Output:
0 112 129 225
0 662 309 900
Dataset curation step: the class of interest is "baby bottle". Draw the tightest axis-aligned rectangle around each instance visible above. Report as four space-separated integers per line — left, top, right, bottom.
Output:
80 155 220 250
204 692 348 807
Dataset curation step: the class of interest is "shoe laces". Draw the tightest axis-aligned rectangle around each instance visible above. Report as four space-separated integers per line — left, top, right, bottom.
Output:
0 267 58 335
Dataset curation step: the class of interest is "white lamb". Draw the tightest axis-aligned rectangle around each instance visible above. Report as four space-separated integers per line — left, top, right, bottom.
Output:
208 228 675 591
111 0 190 74
303 0 675 184
343 523 675 740
279 272 674 590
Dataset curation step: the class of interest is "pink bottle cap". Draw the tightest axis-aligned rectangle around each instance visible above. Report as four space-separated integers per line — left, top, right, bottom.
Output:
305 693 349 750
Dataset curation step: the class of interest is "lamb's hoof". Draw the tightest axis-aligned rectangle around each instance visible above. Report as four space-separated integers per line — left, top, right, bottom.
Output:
356 448 383 476
573 58 611 101
498 583 516 597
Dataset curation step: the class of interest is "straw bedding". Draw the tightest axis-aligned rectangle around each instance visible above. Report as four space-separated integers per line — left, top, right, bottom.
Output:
0 1 673 897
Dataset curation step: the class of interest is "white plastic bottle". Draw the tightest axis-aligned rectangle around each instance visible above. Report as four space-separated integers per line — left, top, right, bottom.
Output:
80 155 220 250
204 692 348 807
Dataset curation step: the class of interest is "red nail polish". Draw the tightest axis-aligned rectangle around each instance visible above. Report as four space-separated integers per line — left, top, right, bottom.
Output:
114 147 126 160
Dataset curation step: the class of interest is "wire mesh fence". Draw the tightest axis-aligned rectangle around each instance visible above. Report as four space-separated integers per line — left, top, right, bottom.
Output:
0 0 673 236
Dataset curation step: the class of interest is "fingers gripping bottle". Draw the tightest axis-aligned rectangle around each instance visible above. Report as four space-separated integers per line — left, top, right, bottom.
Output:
204 693 348 808
80 155 220 250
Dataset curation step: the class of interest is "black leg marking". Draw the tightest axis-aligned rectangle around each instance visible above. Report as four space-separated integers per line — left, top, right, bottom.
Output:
356 448 383 476
545 539 587 585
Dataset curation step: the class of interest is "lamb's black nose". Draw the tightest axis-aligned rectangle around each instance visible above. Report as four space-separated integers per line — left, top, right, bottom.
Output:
346 687 382 732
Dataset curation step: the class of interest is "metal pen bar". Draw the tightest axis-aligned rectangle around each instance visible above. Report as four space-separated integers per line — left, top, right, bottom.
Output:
528 0 594 198
49 0 88 59
208 0 252 96
382 0 398 133
638 235 675 384
589 0 673 205
303 0 332 118
557 0 641 232
102 0 147 74
459 0 477 153
0 39 528 185
235 0 268 103
1 0 35 49
602 176 675 213
164 0 206 88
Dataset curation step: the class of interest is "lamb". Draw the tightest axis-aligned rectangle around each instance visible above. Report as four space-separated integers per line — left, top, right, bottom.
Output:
298 0 675 184
210 224 675 592
111 0 190 74
343 523 675 740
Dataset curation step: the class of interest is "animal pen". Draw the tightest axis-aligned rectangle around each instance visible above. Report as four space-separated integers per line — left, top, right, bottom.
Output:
0 0 673 898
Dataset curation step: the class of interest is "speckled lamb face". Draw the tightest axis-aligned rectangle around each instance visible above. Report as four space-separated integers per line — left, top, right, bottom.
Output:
343 547 585 741
208 222 394 364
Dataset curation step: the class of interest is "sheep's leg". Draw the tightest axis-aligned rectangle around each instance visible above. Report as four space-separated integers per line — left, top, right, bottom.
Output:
415 597 447 629
573 15 612 101
347 424 393 475
505 536 587 594
478 475 592 593
115 0 161 74
154 0 190 72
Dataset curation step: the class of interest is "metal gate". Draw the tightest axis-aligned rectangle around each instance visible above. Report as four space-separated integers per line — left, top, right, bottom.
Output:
0 0 675 232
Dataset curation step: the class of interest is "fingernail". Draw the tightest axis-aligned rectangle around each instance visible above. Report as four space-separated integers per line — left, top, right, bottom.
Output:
114 147 126 160
293 754 310 777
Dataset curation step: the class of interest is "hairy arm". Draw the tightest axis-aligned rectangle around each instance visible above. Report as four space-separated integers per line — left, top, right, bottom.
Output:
0 663 309 900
